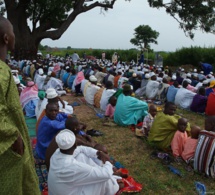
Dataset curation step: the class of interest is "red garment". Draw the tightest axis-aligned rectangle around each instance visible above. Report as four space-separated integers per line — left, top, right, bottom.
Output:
205 92 215 115
114 75 121 88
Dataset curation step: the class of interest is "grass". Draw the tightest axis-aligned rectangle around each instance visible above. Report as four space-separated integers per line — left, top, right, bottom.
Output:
63 94 215 195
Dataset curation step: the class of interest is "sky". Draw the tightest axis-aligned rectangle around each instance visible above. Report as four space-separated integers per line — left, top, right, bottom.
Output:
41 0 215 52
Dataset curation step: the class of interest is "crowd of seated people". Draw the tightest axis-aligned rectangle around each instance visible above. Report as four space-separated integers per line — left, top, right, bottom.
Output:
8 53 215 194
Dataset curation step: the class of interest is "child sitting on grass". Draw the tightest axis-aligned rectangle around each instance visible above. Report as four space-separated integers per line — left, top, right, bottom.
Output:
171 117 188 161
105 96 117 118
181 125 201 163
103 96 117 126
142 104 157 136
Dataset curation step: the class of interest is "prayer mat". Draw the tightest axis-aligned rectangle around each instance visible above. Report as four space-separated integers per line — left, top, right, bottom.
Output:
25 116 37 137
78 97 87 104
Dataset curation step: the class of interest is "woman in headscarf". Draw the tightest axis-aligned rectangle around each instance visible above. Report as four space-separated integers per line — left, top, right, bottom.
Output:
20 81 39 117
74 70 85 96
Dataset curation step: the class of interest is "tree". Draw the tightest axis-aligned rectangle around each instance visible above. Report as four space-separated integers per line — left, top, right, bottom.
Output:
130 25 159 50
0 0 214 58
0 0 117 58
148 0 215 38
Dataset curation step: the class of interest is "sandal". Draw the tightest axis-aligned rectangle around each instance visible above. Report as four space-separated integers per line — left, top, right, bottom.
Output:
86 129 103 136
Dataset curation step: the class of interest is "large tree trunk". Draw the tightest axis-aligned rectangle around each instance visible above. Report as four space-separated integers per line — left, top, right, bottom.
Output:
4 0 116 59
6 2 39 59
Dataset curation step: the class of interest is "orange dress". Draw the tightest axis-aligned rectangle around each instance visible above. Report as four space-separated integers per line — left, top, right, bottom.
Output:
171 130 188 157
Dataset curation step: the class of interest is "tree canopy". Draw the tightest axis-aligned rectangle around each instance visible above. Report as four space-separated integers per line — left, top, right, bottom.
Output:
130 25 159 50
0 0 214 58
148 0 215 38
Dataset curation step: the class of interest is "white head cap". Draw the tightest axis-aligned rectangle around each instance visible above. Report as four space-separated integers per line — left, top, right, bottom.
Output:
56 130 76 150
186 73 191 78
46 88 58 99
186 79 192 84
172 75 176 80
132 73 137 77
200 71 204 74
38 68 44 75
145 73 150 79
203 80 209 84
181 68 184 72
89 75 97 82
193 69 197 72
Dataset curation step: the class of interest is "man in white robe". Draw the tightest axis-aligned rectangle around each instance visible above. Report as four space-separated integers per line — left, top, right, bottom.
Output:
85 76 100 105
35 68 46 90
48 130 119 195
145 74 159 99
100 81 115 111
174 80 196 109
36 88 73 119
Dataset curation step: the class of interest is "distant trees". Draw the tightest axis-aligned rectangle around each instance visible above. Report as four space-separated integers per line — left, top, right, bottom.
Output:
0 0 214 58
130 25 159 50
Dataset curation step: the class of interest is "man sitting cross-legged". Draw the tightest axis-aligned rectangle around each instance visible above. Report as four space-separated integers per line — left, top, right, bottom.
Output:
48 130 121 195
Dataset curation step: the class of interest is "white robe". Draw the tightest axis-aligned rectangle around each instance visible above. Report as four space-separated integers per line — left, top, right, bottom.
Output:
81 79 88 93
35 74 46 90
145 80 160 99
100 89 116 111
174 88 196 109
48 147 119 195
85 84 100 105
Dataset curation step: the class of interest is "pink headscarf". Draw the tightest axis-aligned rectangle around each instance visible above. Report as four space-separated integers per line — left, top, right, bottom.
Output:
20 82 39 108
75 71 85 86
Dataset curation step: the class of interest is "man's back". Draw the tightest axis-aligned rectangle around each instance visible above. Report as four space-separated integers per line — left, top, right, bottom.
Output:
48 147 119 195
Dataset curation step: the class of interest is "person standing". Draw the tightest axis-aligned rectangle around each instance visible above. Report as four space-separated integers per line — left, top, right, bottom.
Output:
0 16 40 194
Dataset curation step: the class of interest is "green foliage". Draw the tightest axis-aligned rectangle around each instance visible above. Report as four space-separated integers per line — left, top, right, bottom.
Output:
165 47 215 68
26 0 73 28
40 45 215 68
130 25 160 49
148 0 215 38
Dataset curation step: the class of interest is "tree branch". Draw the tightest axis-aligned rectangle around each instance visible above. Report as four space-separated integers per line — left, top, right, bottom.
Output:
37 0 117 40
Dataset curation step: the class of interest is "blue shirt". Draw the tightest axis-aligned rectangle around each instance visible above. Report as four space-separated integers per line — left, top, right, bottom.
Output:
206 88 213 97
62 72 69 85
36 113 68 159
167 85 179 103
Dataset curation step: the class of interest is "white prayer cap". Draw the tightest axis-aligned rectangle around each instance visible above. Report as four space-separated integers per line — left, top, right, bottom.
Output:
65 66 70 70
186 79 192 84
118 69 122 73
193 69 197 72
145 73 150 79
150 72 155 77
181 68 184 71
200 71 204 74
203 80 209 84
186 73 191 78
11 70 18 73
132 73 137 77
38 68 44 75
56 129 76 150
172 75 176 80
33 60 37 63
89 75 97 82
13 76 20 84
46 88 58 99
210 72 213 75
207 74 212 78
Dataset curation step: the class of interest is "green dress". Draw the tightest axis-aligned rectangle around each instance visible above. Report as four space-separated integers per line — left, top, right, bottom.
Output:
148 112 190 149
0 60 40 195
